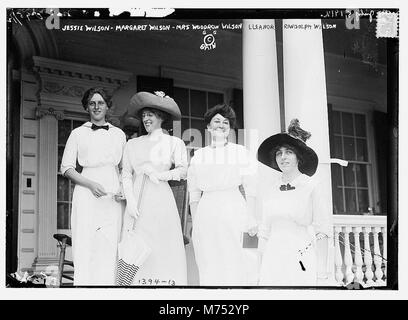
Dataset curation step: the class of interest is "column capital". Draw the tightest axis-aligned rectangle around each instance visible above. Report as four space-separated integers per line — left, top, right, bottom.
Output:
35 107 65 120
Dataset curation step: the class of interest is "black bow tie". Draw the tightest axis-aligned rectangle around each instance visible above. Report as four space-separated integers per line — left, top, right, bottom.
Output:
280 183 296 191
91 124 109 131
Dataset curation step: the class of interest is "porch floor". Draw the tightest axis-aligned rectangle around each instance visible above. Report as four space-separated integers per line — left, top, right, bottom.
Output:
61 243 260 286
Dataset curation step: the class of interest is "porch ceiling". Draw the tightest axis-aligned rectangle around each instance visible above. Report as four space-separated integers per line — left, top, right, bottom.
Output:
52 17 387 71
52 19 243 81
36 17 388 112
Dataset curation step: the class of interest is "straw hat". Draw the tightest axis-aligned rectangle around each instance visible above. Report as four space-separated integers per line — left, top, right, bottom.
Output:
128 91 181 120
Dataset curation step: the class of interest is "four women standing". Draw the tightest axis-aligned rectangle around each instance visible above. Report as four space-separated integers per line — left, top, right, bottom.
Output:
62 87 331 286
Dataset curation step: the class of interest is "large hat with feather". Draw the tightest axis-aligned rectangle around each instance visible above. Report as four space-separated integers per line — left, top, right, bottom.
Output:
128 91 181 121
257 119 318 176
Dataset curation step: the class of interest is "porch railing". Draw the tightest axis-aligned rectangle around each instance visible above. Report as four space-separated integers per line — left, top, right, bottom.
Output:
332 214 387 287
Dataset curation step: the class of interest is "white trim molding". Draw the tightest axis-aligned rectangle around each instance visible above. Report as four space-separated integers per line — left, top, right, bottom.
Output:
33 56 132 114
327 95 377 113
333 214 386 228
160 66 241 92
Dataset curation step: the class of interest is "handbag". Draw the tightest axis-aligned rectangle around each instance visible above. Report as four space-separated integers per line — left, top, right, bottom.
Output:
242 232 259 248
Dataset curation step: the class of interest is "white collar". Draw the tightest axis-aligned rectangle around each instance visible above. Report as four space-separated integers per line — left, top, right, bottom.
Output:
210 141 228 148
146 128 164 139
280 173 305 186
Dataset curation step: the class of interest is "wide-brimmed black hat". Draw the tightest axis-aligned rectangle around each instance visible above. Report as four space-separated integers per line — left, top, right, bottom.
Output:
128 91 181 120
257 119 318 176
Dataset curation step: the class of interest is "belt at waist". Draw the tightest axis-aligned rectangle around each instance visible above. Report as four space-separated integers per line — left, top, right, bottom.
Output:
81 164 117 171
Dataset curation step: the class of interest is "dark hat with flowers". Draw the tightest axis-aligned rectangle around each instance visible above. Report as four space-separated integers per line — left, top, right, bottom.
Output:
257 119 319 176
129 91 181 120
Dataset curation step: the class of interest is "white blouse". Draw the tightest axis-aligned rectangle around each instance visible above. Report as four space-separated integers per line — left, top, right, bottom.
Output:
121 129 188 181
258 174 332 239
187 143 258 203
60 121 126 174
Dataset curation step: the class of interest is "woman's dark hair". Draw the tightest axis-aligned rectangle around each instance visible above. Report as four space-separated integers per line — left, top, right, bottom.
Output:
204 103 236 129
270 144 304 167
138 107 171 135
138 107 170 124
81 87 112 110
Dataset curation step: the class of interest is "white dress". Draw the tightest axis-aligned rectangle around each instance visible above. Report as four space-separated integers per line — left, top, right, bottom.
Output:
187 143 257 286
258 174 331 286
121 129 188 286
60 121 126 286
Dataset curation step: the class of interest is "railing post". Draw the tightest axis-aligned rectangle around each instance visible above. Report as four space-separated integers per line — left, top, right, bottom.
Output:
381 226 387 285
352 227 364 285
373 227 385 286
363 226 375 287
333 215 387 288
334 226 344 284
343 226 354 285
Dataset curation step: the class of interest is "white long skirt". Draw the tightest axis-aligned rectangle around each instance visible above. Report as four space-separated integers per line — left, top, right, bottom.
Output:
192 188 250 286
259 220 317 286
121 174 187 286
71 166 123 286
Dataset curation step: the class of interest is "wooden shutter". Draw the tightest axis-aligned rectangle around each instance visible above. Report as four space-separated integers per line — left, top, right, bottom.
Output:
373 110 388 214
231 88 244 129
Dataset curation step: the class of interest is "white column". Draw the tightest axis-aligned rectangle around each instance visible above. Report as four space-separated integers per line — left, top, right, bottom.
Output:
242 18 282 207
35 112 59 269
242 19 281 284
282 19 332 181
282 19 334 282
242 19 281 153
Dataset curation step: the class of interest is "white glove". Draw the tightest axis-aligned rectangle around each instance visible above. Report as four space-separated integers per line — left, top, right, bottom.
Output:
246 215 258 236
155 170 173 181
141 164 174 183
147 170 173 184
126 197 141 219
147 172 160 184
141 163 156 175
122 176 140 219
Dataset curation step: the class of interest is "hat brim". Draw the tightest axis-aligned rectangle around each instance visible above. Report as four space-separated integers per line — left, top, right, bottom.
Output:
129 91 181 121
257 133 318 176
